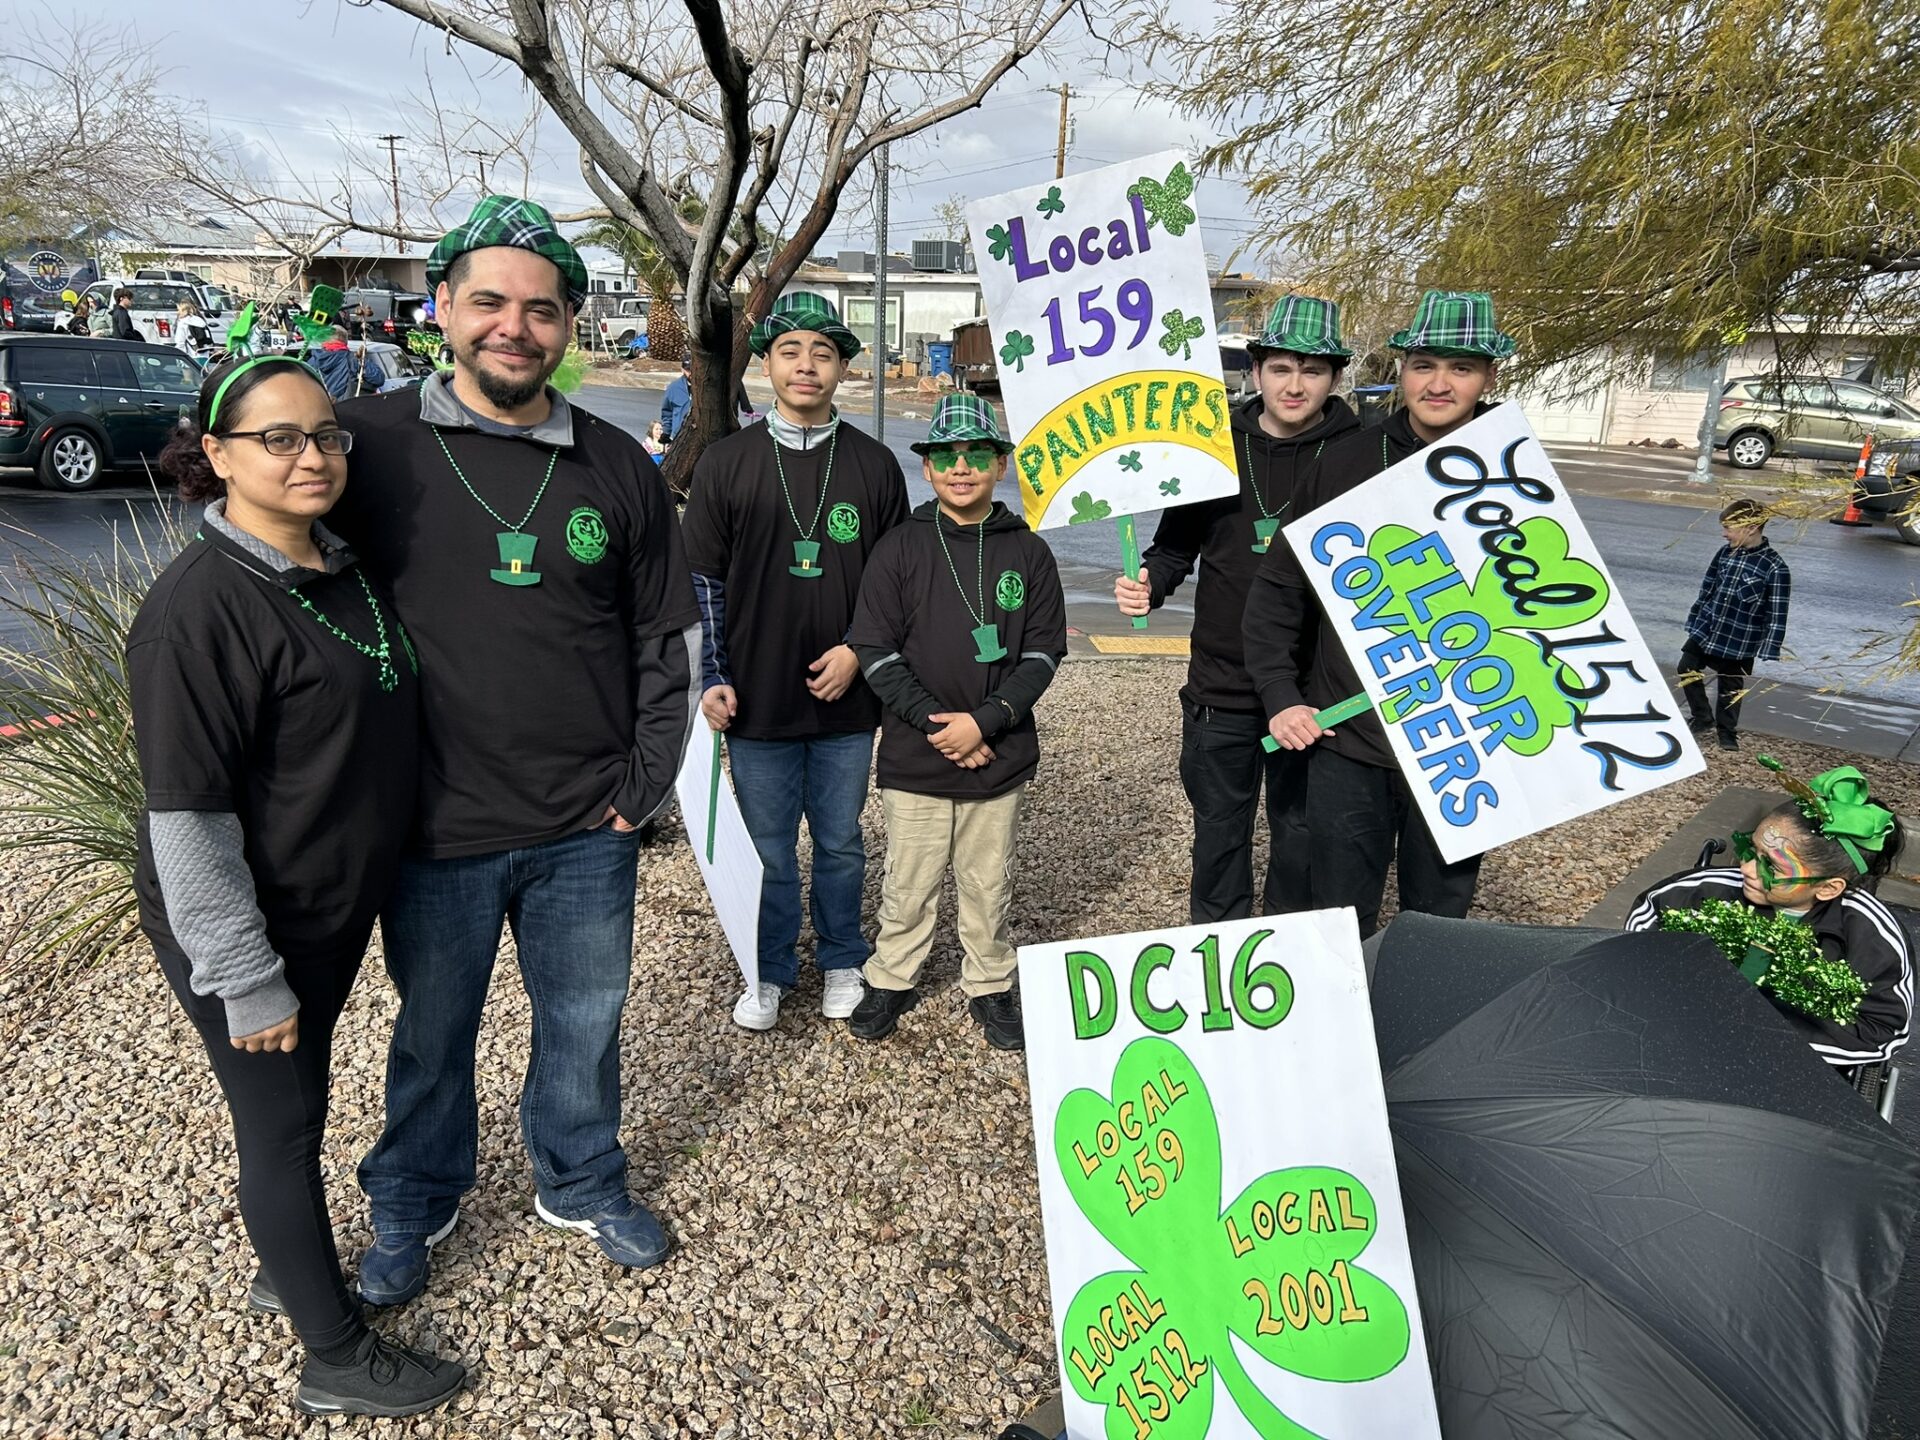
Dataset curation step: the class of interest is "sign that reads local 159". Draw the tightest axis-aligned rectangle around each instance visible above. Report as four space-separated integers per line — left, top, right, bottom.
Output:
1019 912 1441 1439
966 152 1238 532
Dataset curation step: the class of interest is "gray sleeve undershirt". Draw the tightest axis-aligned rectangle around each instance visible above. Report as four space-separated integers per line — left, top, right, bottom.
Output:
148 810 297 1038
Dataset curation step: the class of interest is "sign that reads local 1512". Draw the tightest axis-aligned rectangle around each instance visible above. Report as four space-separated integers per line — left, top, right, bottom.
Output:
1019 912 1441 1439
966 152 1238 532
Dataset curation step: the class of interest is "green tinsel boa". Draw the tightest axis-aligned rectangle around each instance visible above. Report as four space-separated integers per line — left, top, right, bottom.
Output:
1658 897 1867 1026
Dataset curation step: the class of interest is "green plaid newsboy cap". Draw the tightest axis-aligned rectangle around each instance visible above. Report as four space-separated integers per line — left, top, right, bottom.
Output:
1389 289 1517 359
909 392 1014 454
426 196 588 309
1249 294 1352 358
749 291 862 358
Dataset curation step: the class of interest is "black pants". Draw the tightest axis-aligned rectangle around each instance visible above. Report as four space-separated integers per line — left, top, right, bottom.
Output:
1305 747 1482 938
1677 640 1753 742
152 932 367 1354
1179 700 1311 922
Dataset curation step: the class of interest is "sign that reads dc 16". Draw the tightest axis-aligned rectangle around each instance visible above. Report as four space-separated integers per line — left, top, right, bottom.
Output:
1284 402 1705 865
966 152 1238 531
1019 912 1440 1439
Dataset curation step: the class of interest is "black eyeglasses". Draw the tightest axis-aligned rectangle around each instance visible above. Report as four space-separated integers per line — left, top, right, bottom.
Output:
219 428 354 457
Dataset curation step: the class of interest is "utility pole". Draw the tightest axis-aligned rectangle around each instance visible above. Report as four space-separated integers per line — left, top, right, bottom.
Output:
872 143 890 439
1054 84 1072 178
377 134 405 230
467 149 492 191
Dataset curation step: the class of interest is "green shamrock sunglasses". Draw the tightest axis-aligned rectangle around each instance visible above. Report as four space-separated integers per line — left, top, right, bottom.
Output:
1730 830 1841 889
926 444 1004 473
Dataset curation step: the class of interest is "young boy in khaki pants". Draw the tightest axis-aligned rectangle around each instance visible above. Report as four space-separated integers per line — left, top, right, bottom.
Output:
845 394 1067 1050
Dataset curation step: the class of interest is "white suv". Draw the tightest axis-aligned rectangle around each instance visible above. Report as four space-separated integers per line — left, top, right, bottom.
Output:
75 280 206 344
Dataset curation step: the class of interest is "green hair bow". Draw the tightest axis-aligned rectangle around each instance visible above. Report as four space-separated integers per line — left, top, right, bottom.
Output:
1758 754 1896 873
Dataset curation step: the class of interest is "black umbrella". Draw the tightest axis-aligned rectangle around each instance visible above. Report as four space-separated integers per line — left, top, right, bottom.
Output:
1371 914 1920 1440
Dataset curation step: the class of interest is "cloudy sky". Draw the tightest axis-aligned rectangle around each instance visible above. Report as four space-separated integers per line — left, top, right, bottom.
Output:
37 0 1270 273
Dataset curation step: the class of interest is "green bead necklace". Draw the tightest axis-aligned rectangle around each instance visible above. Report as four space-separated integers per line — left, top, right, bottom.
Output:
1236 432 1327 554
287 570 411 693
433 426 560 586
934 511 1007 664
772 423 841 580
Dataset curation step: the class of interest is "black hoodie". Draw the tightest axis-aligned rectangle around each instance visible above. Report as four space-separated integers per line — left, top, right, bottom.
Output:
1142 394 1359 710
1243 404 1494 770
850 499 1067 799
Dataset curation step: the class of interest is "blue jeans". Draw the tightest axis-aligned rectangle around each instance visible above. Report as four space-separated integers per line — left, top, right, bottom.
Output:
726 731 872 988
358 823 643 1234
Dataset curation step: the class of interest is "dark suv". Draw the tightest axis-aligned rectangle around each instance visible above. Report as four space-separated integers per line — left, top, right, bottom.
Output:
0 334 203 490
340 286 433 346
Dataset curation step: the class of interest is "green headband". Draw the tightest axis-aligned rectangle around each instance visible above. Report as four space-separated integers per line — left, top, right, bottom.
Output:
207 356 323 431
1757 754 1896 873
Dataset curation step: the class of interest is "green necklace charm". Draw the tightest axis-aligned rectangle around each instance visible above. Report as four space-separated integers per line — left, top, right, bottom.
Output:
935 512 1006 663
287 570 411 693
772 424 841 580
433 427 561 586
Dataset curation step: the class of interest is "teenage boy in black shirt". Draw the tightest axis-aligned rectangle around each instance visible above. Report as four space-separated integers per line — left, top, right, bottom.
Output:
681 293 909 1032
846 394 1067 1050
1114 295 1357 921
330 197 701 1303
1243 289 1513 936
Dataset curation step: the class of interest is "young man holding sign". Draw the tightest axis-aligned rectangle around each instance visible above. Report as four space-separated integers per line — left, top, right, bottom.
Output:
1243 290 1514 935
681 293 909 1030
1115 296 1358 921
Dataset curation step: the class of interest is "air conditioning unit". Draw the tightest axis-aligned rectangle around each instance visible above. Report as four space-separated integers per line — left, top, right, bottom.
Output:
836 249 874 274
913 239 968 273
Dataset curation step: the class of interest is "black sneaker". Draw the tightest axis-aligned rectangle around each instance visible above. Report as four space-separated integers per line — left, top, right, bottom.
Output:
969 990 1025 1051
294 1331 465 1417
1718 733 1740 751
848 984 918 1040
1686 715 1713 736
247 1266 283 1316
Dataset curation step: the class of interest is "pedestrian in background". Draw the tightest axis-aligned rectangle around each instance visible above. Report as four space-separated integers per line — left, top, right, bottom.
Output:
1678 497 1791 752
661 355 692 439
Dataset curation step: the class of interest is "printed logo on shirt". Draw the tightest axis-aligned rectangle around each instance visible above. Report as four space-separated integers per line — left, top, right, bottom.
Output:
995 570 1026 611
826 502 861 544
566 507 609 564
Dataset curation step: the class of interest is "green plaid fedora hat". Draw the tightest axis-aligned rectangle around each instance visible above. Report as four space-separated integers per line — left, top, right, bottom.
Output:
426 195 589 308
909 392 1014 454
1249 294 1352 358
1389 289 1517 359
749 291 863 359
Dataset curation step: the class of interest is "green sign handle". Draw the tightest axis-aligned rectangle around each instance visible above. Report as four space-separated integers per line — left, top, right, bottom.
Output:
1116 513 1149 630
706 730 722 864
1260 690 1375 752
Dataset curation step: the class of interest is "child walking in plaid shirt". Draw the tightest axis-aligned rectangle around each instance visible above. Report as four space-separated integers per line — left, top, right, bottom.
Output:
1679 498 1790 751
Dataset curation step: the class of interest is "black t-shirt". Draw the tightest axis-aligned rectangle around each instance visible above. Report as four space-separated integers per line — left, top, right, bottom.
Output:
329 391 700 858
680 418 909 740
850 503 1067 799
128 526 419 962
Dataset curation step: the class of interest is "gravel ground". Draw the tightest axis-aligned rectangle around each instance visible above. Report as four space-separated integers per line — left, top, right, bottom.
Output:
1 658 1914 1440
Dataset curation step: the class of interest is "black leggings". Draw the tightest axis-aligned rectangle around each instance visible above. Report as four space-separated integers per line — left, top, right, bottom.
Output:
151 932 369 1354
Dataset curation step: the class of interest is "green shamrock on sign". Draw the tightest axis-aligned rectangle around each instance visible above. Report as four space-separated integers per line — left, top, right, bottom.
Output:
1068 492 1113 524
1160 478 1181 496
1057 1037 1411 1438
1000 330 1036 372
986 223 1014 262
1159 310 1206 361
1127 162 1198 236
1118 451 1143 472
1038 186 1067 217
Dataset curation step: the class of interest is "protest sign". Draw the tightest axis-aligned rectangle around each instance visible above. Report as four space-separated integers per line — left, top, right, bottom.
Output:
967 153 1238 623
1020 912 1440 1440
675 731 760 993
1282 402 1704 863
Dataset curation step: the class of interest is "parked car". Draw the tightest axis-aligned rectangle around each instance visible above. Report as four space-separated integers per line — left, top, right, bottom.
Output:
131 269 233 318
577 294 650 350
1715 374 1920 469
339 286 433 346
1217 333 1254 398
951 316 998 393
0 275 63 333
0 333 203 490
73 279 206 344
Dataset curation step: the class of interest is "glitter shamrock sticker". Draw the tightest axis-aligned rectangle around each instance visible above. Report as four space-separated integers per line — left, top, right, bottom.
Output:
1159 310 1206 362
1037 185 1067 217
1127 162 1198 237
1001 330 1037 372
1056 1037 1411 1438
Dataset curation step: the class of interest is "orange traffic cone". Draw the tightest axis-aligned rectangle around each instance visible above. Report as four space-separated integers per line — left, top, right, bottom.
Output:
1832 436 1875 526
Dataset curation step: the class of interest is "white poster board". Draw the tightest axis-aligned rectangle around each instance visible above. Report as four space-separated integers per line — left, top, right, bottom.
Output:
1019 912 1440 1439
674 730 761 993
1284 402 1705 863
966 152 1238 531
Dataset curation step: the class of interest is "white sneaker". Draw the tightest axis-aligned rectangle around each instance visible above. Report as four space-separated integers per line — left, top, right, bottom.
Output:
821 969 866 1020
732 982 782 1031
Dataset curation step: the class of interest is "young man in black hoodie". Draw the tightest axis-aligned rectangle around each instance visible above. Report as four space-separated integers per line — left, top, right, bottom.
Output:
846 394 1067 1051
1115 295 1357 921
1243 289 1516 936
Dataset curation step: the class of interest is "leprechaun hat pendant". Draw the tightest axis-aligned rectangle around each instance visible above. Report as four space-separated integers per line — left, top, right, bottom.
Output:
491 531 543 586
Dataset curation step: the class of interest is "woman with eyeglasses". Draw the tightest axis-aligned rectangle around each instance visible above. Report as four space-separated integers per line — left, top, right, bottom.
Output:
131 355 464 1417
1625 757 1912 1075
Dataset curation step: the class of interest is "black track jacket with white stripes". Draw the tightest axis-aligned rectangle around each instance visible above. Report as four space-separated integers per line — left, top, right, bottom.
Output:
1625 867 1914 1069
